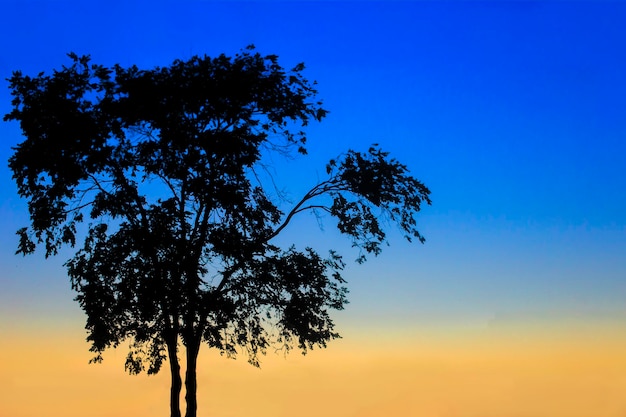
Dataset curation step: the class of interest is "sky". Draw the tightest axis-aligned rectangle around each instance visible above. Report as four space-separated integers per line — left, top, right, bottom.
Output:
1 1 626 416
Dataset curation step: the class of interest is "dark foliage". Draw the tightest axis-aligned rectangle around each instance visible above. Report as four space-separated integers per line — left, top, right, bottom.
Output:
5 47 430 417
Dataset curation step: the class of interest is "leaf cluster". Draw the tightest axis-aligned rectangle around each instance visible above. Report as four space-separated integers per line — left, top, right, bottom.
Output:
5 48 430 373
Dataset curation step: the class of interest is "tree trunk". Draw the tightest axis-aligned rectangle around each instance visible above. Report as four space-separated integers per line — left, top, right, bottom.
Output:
184 337 201 417
167 337 182 417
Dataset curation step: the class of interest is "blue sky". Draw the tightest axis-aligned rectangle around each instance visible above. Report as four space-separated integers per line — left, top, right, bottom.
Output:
1 1 626 336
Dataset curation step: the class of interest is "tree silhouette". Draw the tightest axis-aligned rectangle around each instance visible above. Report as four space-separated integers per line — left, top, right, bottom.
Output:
5 47 431 417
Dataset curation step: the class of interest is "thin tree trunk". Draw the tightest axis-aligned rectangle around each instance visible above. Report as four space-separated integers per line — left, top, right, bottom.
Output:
167 337 182 417
184 336 201 417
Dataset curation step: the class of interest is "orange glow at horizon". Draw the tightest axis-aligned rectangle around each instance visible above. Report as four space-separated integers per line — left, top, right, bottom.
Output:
4 320 626 416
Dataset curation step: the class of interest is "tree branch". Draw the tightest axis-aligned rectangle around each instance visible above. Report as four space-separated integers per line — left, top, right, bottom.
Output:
264 177 347 242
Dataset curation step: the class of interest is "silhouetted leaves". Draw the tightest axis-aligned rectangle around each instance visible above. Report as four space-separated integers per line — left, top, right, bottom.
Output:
5 47 430 417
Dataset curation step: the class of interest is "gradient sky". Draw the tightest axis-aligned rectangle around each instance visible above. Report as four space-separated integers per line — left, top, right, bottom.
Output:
2 2 626 416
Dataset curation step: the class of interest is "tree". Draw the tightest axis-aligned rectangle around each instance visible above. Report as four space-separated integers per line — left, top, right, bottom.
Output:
5 47 431 417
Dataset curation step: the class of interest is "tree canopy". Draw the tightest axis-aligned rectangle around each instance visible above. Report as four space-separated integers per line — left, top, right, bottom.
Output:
5 47 431 417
